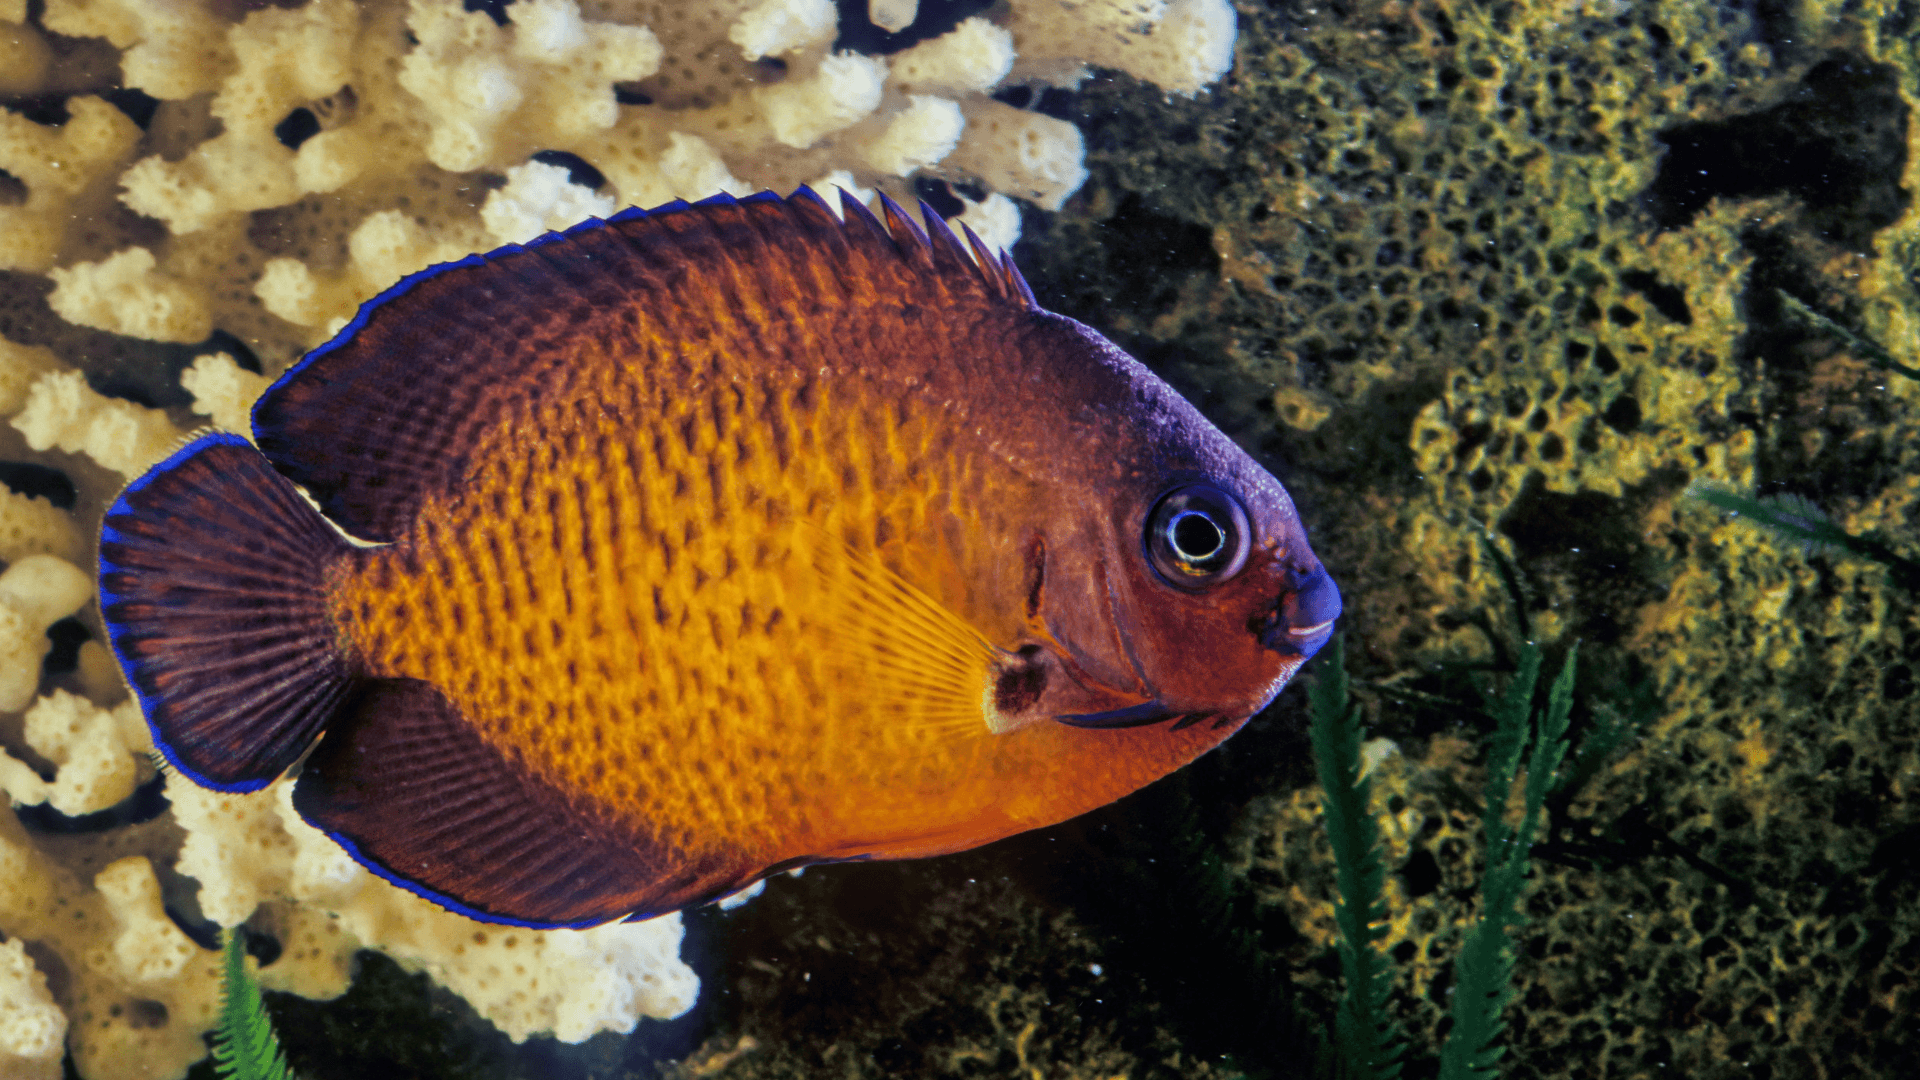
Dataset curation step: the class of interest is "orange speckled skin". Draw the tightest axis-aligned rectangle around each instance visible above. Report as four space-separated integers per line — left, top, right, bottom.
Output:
280 195 1328 916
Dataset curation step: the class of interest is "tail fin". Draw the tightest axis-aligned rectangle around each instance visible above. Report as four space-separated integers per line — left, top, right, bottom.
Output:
99 432 360 792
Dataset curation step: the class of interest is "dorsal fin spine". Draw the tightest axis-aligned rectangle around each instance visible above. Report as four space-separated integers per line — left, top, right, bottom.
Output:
839 189 890 240
788 185 837 220
920 201 977 279
1003 258 1036 307
957 223 1006 300
877 192 932 259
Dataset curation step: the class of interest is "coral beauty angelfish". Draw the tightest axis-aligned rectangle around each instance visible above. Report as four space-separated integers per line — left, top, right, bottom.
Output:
96 189 1340 928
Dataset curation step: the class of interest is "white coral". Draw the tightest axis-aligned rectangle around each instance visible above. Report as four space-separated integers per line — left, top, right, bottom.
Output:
0 558 93 714
481 159 619 245
181 352 273 436
168 776 698 1044
1009 0 1238 95
729 0 835 60
756 51 888 149
0 938 64 1080
40 0 231 99
11 369 183 478
0 691 150 817
944 99 1087 212
889 16 1012 95
857 94 965 176
45 248 212 344
399 0 663 173
0 98 140 273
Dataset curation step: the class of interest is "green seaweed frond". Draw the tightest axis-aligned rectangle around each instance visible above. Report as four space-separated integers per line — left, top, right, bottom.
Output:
1687 484 1920 591
1307 635 1404 1080
1687 485 1850 556
215 928 294 1080
1774 289 1920 383
1437 644 1577 1080
1475 530 1532 646
1552 676 1655 802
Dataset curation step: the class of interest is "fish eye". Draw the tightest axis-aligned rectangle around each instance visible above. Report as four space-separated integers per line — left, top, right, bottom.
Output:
1144 484 1251 588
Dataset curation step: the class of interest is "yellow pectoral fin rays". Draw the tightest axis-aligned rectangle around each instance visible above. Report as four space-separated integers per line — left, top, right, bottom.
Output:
797 526 1009 741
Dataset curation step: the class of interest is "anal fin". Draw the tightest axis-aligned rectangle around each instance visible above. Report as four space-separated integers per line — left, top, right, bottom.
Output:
292 679 742 927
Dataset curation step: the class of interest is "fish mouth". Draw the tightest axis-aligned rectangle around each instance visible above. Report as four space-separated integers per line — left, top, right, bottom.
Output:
1055 701 1216 730
1260 565 1341 658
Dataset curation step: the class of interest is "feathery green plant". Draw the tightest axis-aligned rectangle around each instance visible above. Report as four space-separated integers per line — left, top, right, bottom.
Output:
214 928 294 1080
1774 289 1920 383
1436 644 1575 1080
1308 634 1404 1080
1688 484 1920 592
1307 629 1601 1080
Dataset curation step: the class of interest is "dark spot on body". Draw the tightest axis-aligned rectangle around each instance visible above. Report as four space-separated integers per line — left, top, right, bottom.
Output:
993 645 1047 715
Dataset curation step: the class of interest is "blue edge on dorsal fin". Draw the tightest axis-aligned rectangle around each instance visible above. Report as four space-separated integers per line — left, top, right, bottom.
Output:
253 185 1029 439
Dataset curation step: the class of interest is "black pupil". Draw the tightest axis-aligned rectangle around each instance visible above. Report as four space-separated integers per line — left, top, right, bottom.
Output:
1171 511 1225 562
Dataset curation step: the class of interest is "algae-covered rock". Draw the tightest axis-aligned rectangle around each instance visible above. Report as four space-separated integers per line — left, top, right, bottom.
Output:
1009 0 1920 1075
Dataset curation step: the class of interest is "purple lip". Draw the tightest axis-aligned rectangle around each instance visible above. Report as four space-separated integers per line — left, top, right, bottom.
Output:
1262 565 1340 658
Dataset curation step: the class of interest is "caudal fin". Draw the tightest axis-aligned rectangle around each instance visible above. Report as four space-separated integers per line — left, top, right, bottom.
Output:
99 432 359 792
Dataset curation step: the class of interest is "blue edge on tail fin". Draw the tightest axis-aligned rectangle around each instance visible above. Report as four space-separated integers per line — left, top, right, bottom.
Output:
103 434 611 929
98 430 267 794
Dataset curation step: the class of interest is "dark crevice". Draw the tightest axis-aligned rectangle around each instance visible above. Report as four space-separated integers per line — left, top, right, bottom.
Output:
42 616 87 674
462 0 513 26
528 150 607 190
1645 54 1908 251
911 176 966 220
832 0 995 55
1618 269 1693 324
0 462 74 508
2 96 70 126
1497 466 1688 646
274 107 321 150
991 84 1080 121
15 773 169 834
103 87 161 130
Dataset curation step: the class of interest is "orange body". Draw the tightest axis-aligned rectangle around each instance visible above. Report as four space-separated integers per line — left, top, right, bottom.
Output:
101 191 1337 926
330 330 1217 885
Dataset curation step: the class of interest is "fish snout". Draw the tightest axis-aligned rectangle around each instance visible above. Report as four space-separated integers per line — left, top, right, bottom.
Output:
1262 564 1340 659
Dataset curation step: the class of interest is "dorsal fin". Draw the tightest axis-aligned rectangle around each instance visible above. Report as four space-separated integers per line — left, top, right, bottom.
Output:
250 189 1033 544
921 200 978 278
877 191 932 258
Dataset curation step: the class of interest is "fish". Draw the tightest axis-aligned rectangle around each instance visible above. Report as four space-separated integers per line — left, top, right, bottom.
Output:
97 189 1340 928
